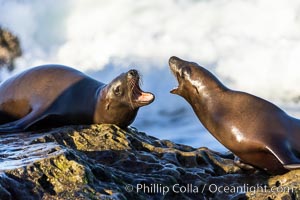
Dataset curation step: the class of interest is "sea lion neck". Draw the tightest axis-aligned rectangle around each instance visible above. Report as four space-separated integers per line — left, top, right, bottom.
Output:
93 84 108 124
182 66 229 135
184 66 228 105
186 86 227 129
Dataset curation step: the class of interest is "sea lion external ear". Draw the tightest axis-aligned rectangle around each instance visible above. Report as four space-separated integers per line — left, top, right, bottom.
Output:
105 103 110 110
193 86 199 94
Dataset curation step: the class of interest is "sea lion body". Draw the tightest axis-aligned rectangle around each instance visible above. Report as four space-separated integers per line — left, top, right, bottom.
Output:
169 56 300 174
0 65 154 132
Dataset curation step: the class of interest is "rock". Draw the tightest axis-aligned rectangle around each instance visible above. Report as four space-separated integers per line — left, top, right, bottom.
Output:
0 124 299 199
0 27 22 71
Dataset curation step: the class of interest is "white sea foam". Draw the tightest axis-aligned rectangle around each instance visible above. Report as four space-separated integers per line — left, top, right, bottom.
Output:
1 0 300 151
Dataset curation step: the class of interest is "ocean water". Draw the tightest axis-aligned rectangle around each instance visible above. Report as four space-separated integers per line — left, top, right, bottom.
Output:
1 0 300 152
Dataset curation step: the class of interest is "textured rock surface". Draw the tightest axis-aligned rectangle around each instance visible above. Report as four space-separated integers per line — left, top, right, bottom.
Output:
0 124 299 200
0 27 22 71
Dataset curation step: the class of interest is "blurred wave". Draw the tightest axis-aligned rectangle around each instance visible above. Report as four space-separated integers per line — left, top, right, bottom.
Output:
1 0 300 151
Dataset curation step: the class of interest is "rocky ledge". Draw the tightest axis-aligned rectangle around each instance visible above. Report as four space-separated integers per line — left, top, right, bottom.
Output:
0 124 299 200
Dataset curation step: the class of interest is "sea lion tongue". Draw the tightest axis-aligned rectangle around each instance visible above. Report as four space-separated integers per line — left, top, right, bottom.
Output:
132 83 154 105
137 92 154 102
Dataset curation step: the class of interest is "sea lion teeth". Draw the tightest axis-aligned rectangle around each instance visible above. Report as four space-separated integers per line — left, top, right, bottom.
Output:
170 87 179 94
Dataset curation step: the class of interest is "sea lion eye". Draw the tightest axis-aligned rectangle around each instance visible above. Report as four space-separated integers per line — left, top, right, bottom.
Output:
181 67 191 78
114 86 122 96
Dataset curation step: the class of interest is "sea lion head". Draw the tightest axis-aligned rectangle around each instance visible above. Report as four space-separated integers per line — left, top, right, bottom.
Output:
169 56 203 100
169 56 226 101
96 69 155 128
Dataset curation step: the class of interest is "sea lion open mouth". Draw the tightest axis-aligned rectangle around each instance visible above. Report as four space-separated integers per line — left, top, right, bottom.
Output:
127 69 154 107
168 56 182 94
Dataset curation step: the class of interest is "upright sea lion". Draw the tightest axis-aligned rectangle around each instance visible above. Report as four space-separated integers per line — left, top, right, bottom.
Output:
0 65 154 132
169 56 300 174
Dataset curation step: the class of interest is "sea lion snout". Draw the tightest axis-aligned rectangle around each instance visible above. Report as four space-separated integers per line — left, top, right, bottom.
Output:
169 56 182 73
128 69 139 78
123 69 155 108
169 56 191 78
169 56 182 65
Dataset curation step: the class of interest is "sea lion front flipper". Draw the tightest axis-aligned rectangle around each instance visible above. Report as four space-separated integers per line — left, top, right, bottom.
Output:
234 156 255 170
266 145 300 168
234 156 260 173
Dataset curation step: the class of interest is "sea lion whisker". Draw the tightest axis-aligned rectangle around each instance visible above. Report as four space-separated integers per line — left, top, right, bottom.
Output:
128 78 137 109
